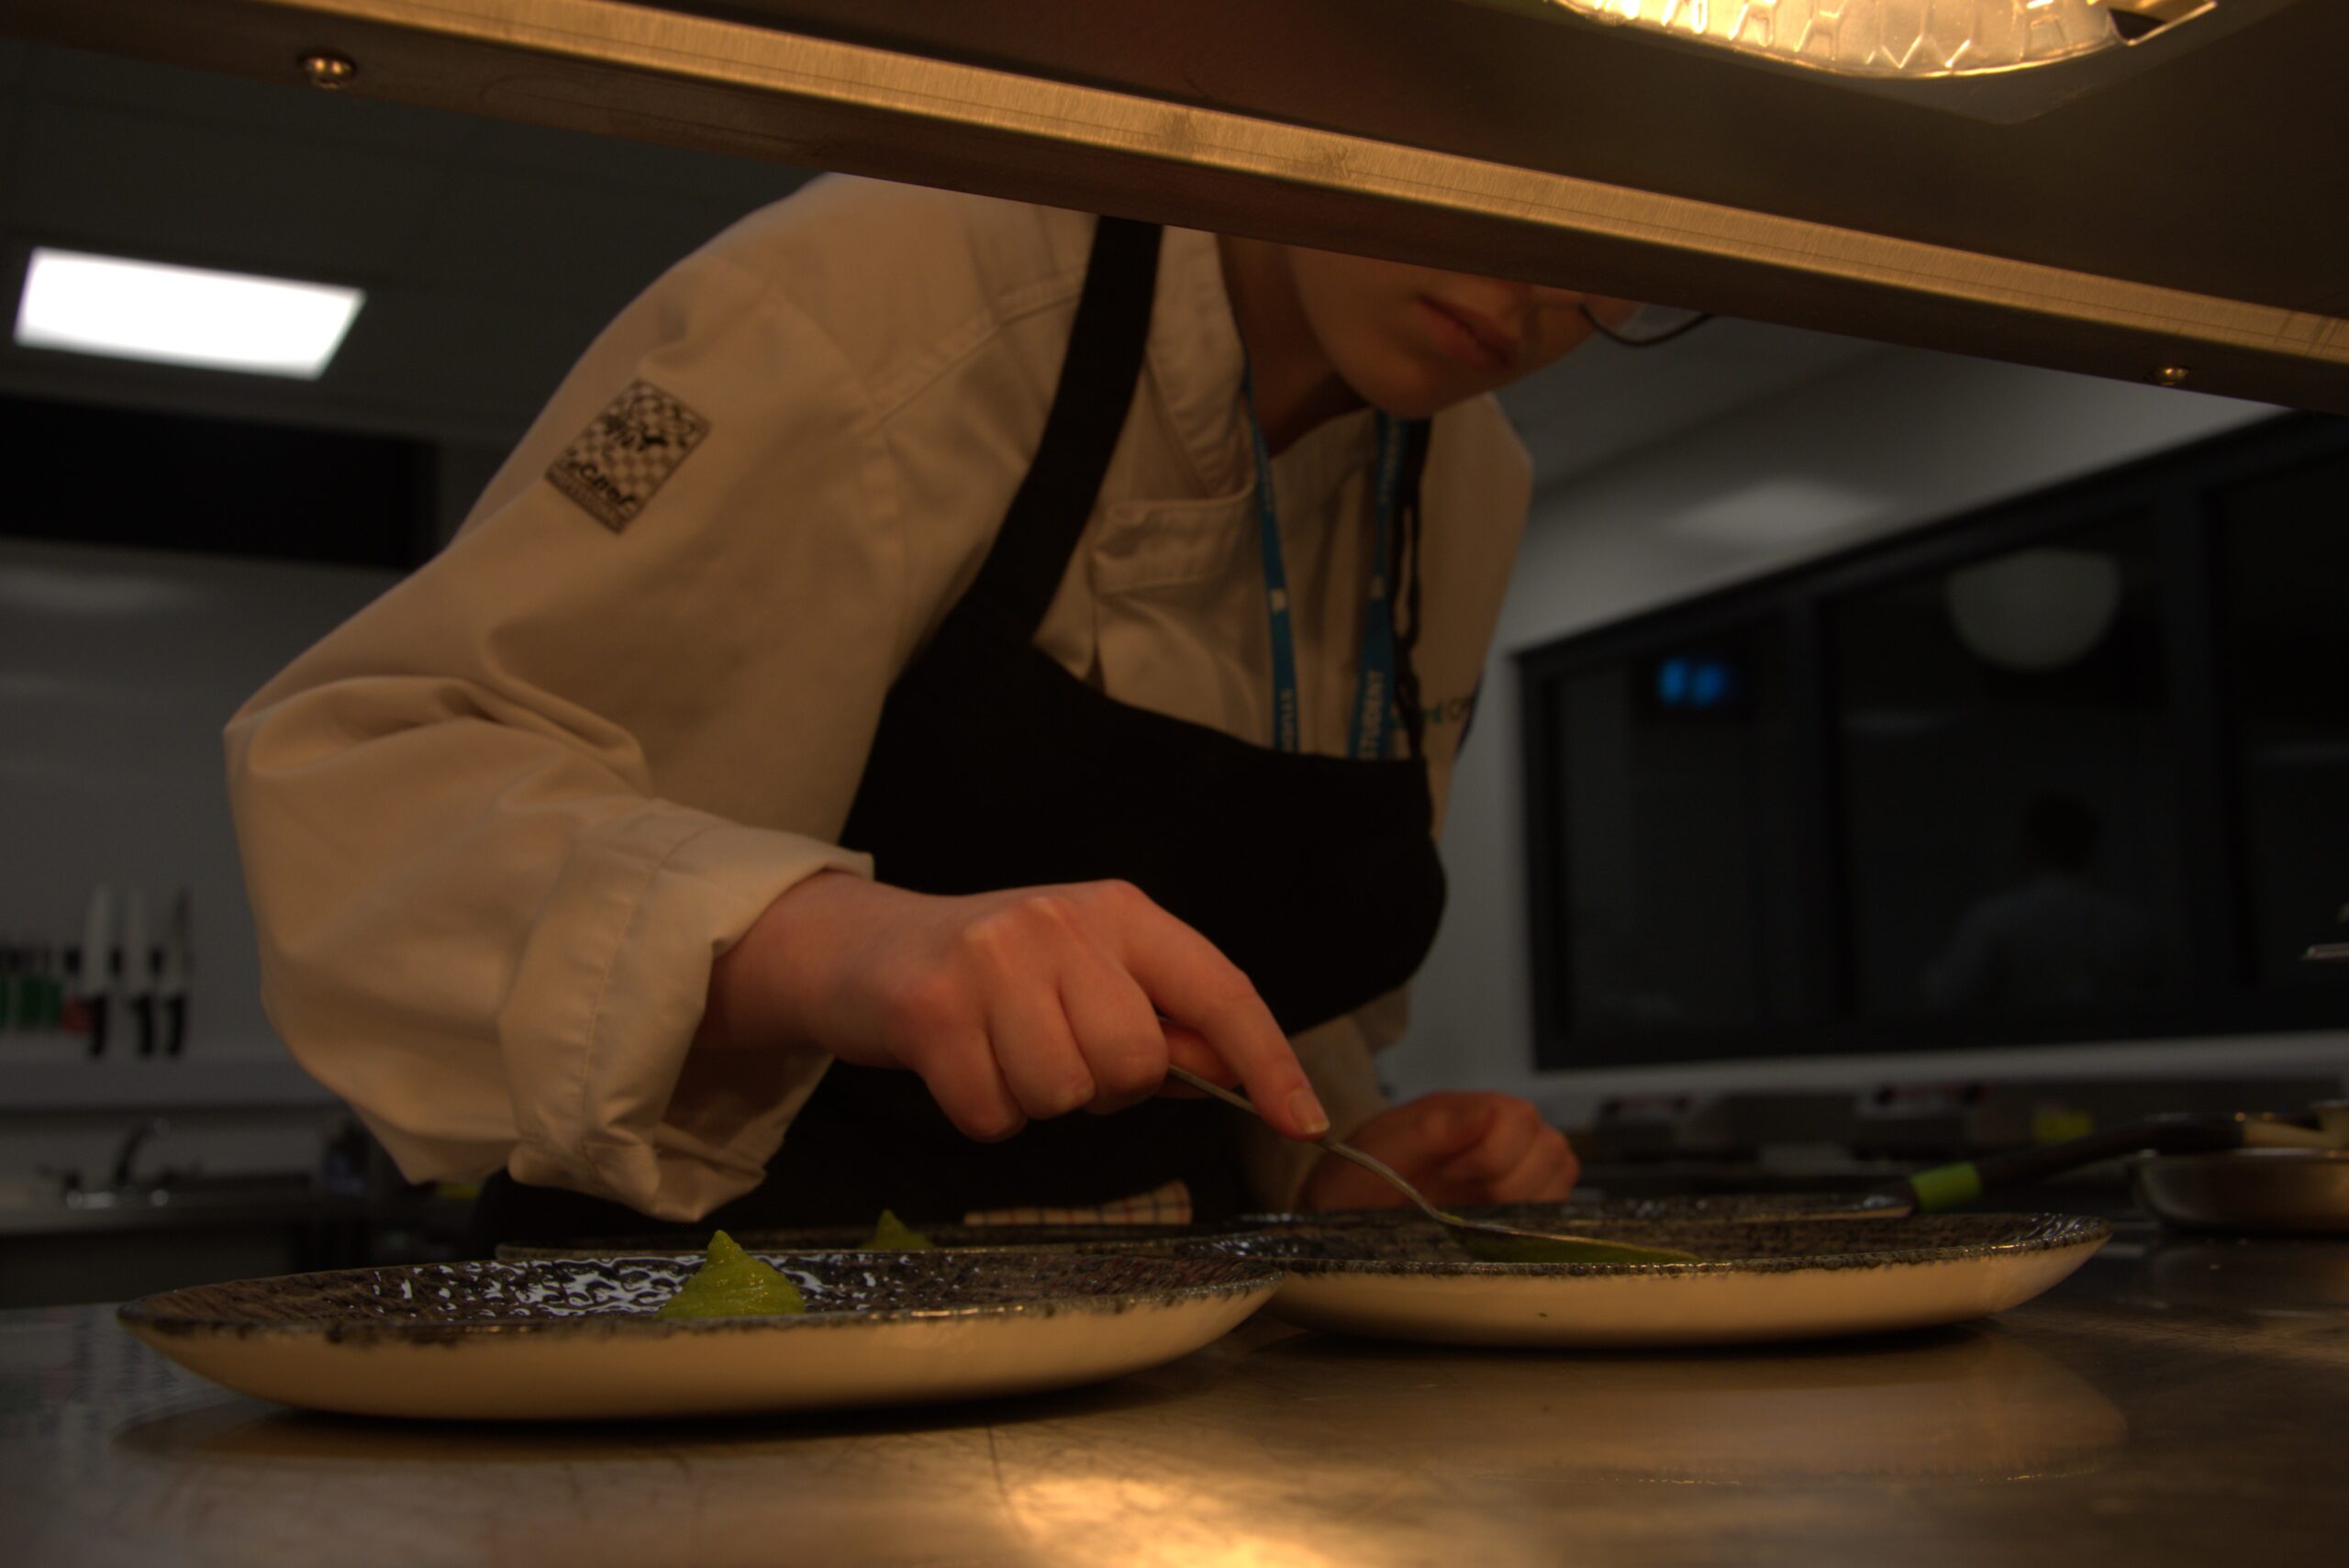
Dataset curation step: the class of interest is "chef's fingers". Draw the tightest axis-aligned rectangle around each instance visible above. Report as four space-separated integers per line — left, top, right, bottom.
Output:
1531 1135 1581 1202
1293 1095 1494 1210
1155 1018 1240 1090
1353 1095 1500 1178
1551 1126 1581 1195
1286 1103 1484 1211
1052 941 1174 1115
913 1032 1029 1143
1095 883 1325 1139
1429 1097 1547 1186
952 900 1097 1119
1455 1123 1577 1205
984 985 1097 1121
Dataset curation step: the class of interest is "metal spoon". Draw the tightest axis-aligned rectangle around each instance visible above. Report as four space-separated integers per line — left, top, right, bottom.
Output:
1164 1066 1698 1264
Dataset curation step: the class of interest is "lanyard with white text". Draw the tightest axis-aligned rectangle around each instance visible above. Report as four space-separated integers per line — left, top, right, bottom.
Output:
1241 367 1410 760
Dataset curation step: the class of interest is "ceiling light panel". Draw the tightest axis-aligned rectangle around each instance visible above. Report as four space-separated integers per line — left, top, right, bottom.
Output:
1667 475 1898 545
14 249 364 379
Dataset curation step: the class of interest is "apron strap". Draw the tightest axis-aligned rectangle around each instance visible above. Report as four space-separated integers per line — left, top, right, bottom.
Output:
965 216 1163 640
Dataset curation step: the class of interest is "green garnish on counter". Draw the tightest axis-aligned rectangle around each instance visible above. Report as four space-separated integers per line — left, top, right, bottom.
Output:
653 1230 807 1318
861 1208 939 1251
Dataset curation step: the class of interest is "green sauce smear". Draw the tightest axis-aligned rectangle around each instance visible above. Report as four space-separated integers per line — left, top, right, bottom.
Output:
860 1208 939 1251
653 1229 807 1318
1455 1232 1698 1265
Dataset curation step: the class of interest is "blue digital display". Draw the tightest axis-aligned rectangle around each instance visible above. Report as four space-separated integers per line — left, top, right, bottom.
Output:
1654 656 1736 710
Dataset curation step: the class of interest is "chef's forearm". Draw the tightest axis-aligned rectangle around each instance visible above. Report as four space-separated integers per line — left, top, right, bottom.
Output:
698 868 867 1055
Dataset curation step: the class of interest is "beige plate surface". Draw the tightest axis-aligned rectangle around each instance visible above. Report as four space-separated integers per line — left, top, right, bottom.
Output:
118 1251 1280 1420
1236 1214 2109 1349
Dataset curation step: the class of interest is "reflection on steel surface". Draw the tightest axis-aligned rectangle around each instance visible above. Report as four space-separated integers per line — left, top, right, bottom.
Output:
1543 0 2119 77
1243 1326 2129 1482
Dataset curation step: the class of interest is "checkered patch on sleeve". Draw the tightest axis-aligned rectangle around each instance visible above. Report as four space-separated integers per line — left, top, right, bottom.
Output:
544 379 710 531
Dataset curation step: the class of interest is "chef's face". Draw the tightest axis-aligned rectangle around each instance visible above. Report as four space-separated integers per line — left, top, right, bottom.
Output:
1285 245 1639 417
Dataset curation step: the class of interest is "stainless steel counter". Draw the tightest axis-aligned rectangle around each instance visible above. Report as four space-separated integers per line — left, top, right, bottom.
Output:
0 1187 362 1240
6 1223 2345 1567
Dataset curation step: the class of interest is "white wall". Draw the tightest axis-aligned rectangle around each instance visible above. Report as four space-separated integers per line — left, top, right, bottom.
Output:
0 540 399 1070
1384 346 2340 1105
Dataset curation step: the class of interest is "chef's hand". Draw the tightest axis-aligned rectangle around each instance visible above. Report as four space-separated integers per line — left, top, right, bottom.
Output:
699 871 1330 1144
1297 1093 1577 1211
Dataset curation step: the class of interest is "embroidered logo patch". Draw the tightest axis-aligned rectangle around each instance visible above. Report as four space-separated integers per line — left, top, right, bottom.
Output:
545 380 709 531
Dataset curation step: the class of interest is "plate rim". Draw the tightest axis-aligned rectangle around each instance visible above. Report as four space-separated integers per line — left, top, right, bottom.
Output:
1229 1213 2113 1279
495 1218 1237 1262
116 1251 1286 1342
2134 1148 2349 1167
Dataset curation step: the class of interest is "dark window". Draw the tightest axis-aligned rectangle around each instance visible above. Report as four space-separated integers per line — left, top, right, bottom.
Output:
1831 516 2188 1028
2211 450 2349 994
1520 414 2349 1071
1545 629 1799 1037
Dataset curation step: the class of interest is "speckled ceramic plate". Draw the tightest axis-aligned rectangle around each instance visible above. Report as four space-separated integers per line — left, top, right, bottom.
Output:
1222 1214 2109 1348
1240 1193 1916 1231
496 1219 1234 1262
117 1251 1281 1420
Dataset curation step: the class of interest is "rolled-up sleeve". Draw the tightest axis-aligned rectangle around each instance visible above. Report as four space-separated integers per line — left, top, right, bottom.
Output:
227 244 906 1220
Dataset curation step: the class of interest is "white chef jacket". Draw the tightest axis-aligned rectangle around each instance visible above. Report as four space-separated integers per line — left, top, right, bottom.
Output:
226 175 1534 1221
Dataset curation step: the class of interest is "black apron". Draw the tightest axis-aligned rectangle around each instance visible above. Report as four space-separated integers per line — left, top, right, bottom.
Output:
473 218 1446 1245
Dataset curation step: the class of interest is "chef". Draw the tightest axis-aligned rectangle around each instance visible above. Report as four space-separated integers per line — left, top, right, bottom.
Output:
225 174 1628 1240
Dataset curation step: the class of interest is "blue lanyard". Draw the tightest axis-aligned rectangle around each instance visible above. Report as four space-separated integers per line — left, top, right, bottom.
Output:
1241 366 1408 760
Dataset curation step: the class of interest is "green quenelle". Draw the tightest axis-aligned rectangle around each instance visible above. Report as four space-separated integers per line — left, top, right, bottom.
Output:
861 1208 939 1251
653 1230 807 1318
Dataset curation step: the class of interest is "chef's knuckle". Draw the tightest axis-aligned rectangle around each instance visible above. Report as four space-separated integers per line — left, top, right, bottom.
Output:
1086 879 1152 917
956 1099 1027 1143
1040 1073 1097 1118
960 908 1024 965
1023 892 1082 933
1095 1040 1165 1098
890 972 970 1037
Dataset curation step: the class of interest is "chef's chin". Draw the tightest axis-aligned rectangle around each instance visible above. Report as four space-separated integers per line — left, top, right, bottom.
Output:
1362 365 1494 423
1329 346 1486 423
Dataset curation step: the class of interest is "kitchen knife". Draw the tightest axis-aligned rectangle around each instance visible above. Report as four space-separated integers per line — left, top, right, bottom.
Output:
73 887 113 1057
1899 1111 2341 1212
155 890 189 1058
120 888 153 1057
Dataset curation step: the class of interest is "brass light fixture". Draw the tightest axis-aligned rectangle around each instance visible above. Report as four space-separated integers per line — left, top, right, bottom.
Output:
1538 1 2218 79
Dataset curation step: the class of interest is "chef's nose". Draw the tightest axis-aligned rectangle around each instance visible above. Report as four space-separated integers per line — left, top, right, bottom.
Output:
1479 280 1542 333
1528 284 1636 319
